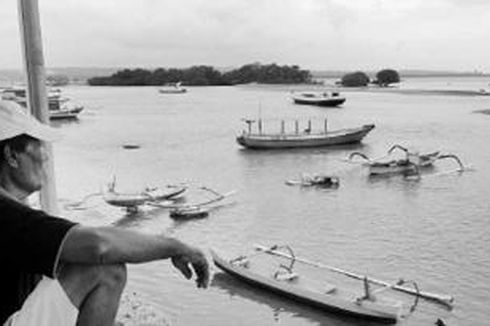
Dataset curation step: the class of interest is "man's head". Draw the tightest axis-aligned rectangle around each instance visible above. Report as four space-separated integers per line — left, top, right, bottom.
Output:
0 100 60 196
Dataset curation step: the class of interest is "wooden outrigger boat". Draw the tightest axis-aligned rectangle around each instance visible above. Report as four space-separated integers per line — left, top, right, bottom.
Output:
349 144 464 177
213 248 399 323
103 177 187 212
237 118 374 149
212 245 453 324
168 187 236 220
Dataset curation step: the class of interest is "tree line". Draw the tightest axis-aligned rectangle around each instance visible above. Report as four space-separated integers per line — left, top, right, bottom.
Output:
87 63 312 86
340 69 400 87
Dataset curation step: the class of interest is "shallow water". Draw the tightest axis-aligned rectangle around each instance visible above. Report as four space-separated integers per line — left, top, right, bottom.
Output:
52 77 490 326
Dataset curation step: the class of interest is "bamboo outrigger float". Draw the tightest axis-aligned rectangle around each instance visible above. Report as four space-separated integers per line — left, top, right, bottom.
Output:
253 245 454 308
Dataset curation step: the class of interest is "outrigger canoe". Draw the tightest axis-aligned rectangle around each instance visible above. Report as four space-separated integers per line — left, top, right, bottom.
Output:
349 144 464 177
103 179 187 212
211 250 402 324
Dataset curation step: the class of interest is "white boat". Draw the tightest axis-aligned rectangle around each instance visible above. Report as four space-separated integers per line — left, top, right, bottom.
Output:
158 82 187 94
48 100 84 120
1 87 83 120
292 91 346 107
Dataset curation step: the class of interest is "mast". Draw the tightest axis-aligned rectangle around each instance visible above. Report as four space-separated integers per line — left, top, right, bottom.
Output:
17 0 58 214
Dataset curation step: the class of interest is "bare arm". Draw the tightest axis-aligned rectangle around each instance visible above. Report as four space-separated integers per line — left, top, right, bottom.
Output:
60 225 209 288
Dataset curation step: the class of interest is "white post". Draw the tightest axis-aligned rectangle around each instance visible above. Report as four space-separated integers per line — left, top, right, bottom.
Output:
18 0 58 214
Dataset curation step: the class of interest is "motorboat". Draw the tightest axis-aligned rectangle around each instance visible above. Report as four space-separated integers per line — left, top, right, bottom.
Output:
158 82 187 94
292 91 346 107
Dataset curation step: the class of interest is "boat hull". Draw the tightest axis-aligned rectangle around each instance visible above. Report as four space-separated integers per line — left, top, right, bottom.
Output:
103 194 148 207
159 89 187 94
368 162 416 176
49 106 83 120
293 97 346 107
212 251 399 324
237 124 375 149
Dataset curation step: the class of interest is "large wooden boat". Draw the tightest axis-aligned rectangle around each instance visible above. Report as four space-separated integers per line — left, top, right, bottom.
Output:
237 121 375 149
212 250 401 324
292 91 346 107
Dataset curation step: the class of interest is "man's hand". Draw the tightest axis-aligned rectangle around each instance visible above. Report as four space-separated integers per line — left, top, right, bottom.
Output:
171 245 209 288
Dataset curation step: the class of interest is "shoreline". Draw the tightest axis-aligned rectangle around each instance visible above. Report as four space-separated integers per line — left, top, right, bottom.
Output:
324 87 490 96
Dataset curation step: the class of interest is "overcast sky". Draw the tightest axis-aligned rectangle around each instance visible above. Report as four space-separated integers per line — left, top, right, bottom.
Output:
1 0 489 71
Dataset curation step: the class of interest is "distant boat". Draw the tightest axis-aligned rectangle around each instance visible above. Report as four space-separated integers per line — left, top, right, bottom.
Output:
159 82 187 94
48 99 84 120
1 87 83 120
292 91 346 107
285 174 340 188
236 118 374 149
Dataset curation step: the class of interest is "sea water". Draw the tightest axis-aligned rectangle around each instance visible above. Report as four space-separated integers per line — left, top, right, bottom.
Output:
53 77 490 326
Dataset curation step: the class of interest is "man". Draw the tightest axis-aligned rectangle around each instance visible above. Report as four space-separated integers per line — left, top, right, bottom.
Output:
0 100 209 326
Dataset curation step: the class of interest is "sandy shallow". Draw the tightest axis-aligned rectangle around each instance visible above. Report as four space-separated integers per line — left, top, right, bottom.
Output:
117 291 170 326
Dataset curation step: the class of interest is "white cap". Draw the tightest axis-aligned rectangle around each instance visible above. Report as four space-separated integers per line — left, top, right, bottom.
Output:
0 100 61 142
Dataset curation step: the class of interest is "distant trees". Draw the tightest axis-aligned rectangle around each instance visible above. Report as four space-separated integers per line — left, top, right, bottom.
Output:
340 71 370 87
374 69 400 86
339 69 400 87
87 63 311 86
222 63 311 84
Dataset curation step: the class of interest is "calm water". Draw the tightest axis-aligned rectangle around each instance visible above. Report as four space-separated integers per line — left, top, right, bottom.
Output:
51 77 490 326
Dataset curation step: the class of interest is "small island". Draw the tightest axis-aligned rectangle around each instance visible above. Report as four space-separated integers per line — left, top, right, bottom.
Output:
87 63 312 86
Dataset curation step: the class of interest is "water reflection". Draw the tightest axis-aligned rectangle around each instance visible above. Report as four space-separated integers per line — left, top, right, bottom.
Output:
50 118 81 128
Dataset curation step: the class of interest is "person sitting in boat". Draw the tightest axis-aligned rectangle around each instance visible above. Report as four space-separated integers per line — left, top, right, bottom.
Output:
0 101 209 326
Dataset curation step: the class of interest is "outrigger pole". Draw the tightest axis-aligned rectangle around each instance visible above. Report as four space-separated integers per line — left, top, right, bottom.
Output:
254 244 454 309
17 0 58 214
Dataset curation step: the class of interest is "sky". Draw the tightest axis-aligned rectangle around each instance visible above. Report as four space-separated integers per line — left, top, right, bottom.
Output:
1 0 490 72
